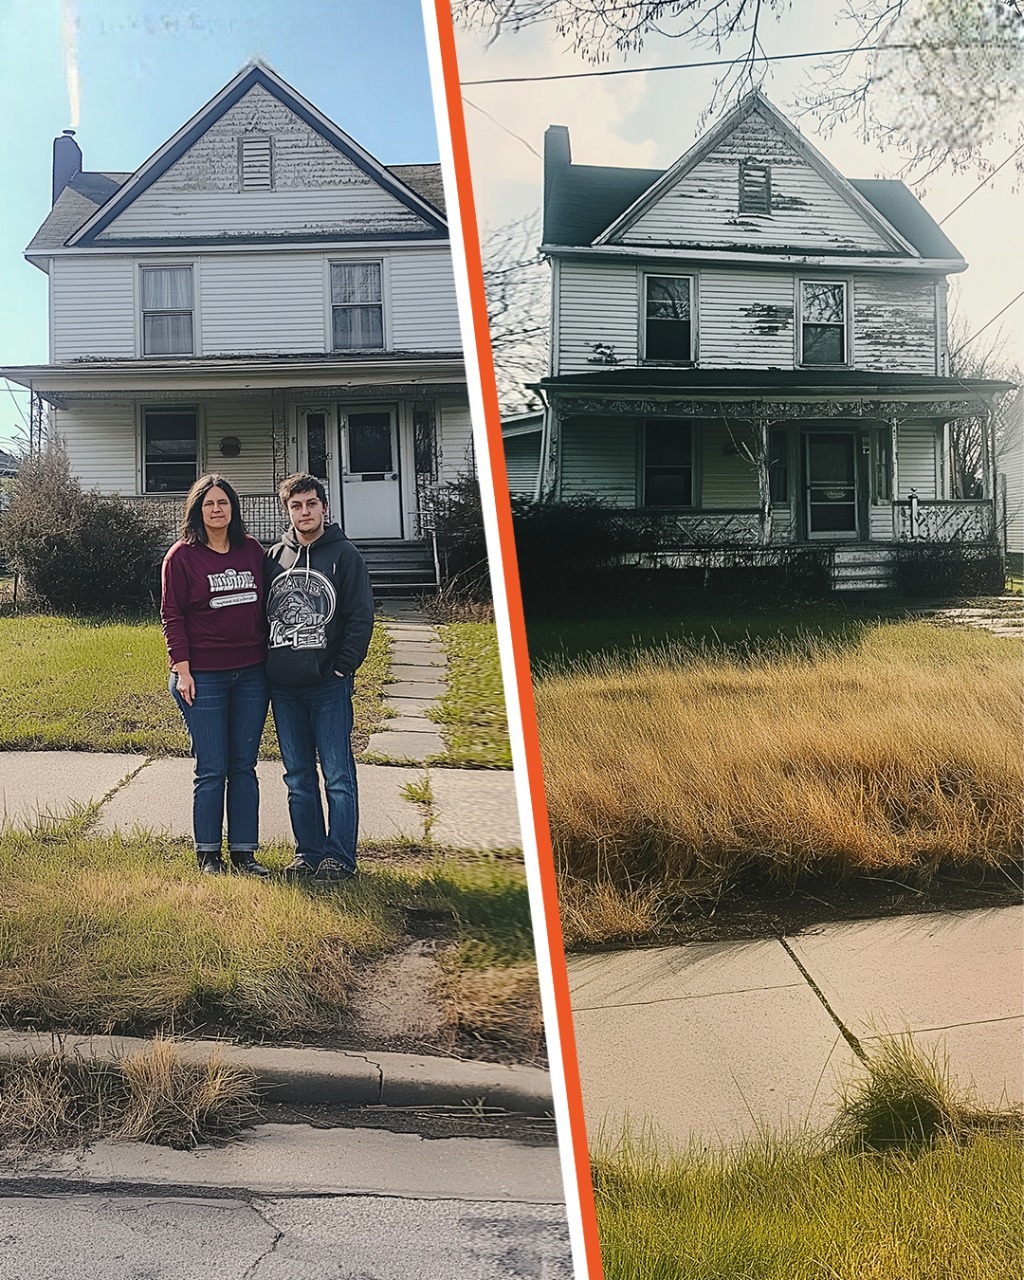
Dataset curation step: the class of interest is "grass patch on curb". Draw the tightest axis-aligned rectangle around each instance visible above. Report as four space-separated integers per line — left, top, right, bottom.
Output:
0 614 391 756
0 1040 258 1151
0 821 536 1054
430 622 512 768
594 1042 1024 1279
537 622 1022 945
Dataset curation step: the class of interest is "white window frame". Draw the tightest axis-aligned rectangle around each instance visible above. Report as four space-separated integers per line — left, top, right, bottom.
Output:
326 258 387 353
641 271 696 365
798 279 849 367
239 135 273 191
137 403 203 496
137 261 199 358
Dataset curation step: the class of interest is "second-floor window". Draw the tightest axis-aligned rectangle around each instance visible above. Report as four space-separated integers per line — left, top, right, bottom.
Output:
141 266 193 356
801 281 847 365
644 274 692 362
331 262 384 351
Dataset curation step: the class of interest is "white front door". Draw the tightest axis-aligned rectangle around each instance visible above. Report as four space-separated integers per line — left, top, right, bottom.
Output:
340 407 402 538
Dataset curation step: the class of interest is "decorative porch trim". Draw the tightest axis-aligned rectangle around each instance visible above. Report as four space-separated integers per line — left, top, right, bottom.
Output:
551 395 993 421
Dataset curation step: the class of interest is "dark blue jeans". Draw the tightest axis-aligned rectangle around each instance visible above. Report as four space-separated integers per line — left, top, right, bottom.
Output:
170 664 270 855
270 675 358 872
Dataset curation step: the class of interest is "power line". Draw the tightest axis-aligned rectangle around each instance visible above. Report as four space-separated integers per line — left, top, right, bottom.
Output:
951 289 1024 356
3 380 29 428
938 141 1024 224
462 96 542 158
461 40 1001 86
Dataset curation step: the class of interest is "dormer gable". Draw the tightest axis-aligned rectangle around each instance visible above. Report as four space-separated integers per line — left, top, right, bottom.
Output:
67 61 447 248
595 92 919 257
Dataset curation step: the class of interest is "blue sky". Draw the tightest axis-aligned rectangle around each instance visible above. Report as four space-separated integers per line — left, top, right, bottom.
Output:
0 0 441 448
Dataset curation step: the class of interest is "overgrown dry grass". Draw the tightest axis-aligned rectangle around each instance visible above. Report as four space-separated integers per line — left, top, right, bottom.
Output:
0 1039 257 1150
594 1040 1024 1279
537 624 1023 913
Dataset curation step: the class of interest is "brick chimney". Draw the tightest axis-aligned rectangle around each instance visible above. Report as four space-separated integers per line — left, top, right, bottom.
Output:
52 129 82 205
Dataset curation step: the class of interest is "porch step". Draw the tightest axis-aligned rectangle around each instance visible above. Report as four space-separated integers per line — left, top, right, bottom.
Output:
832 545 895 592
351 538 437 597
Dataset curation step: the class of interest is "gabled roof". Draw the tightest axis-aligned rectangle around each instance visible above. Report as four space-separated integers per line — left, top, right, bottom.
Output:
543 91 964 265
63 60 446 248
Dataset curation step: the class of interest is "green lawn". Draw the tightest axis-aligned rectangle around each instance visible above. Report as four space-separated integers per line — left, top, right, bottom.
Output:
430 622 512 768
0 818 538 1052
0 613 390 756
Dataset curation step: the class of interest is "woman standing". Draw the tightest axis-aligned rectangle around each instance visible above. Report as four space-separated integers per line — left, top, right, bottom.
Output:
161 474 270 876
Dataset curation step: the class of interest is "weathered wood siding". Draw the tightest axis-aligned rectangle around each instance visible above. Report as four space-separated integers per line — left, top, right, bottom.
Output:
437 398 475 483
95 85 433 242
504 433 541 496
51 256 136 360
852 276 937 373
561 417 637 503
555 262 941 374
617 110 893 253
897 420 941 498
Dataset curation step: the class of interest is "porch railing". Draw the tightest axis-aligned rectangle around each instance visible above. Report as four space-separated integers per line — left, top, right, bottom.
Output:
124 493 286 544
893 495 996 543
612 509 765 548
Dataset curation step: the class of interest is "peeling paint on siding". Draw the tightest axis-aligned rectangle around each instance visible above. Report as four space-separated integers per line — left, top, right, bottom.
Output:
739 302 794 337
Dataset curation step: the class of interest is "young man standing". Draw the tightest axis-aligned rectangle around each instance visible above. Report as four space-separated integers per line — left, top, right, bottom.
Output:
265 473 374 882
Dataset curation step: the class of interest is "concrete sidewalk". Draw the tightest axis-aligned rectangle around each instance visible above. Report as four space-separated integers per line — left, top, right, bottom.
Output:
0 750 522 851
569 905 1024 1149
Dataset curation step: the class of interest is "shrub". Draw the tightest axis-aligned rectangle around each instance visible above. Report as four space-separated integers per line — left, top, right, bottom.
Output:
431 473 492 602
895 543 1005 597
0 441 164 614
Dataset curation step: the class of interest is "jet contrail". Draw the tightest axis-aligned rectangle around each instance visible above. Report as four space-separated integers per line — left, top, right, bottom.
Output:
61 0 80 128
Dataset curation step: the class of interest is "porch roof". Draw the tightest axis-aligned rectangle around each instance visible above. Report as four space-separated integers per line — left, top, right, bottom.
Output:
1 352 466 406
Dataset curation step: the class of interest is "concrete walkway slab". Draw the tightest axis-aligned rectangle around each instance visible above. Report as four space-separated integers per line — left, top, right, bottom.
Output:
391 644 445 665
572 980 853 1148
0 752 144 829
786 908 1024 1034
391 665 448 682
388 680 448 698
366 730 445 762
385 697 436 716
862 1019 1024 1106
428 770 522 850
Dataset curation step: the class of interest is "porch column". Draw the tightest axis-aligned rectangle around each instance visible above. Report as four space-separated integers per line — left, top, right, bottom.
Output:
538 401 562 501
889 416 901 540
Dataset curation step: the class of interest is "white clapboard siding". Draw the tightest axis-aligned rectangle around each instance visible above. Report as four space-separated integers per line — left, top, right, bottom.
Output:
200 253 325 353
437 398 475 483
853 276 937 373
701 421 761 506
203 401 276 491
898 421 940 498
561 418 637 503
51 257 136 360
389 249 461 350
55 400 138 492
95 85 432 242
1001 423 1023 554
619 112 891 254
698 270 795 367
504 433 541 496
869 503 895 540
556 259 639 374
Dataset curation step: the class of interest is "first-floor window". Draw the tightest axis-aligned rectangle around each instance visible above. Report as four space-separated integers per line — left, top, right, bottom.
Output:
873 429 892 501
331 261 384 350
769 426 789 503
801 281 846 365
644 420 693 507
141 266 194 356
143 407 198 493
644 275 692 362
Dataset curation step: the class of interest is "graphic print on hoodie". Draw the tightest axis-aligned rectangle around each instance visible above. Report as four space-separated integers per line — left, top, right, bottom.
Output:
267 560 336 652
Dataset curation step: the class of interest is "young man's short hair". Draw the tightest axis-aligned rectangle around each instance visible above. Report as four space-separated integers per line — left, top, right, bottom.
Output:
278 472 327 508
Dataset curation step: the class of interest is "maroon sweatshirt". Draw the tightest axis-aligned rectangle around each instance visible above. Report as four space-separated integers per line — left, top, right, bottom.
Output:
161 536 267 671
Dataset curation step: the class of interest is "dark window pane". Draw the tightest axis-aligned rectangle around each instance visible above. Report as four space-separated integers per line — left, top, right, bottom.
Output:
143 312 193 356
769 427 788 503
802 324 844 364
645 469 692 507
808 438 854 485
333 306 384 350
646 318 692 362
145 411 196 460
349 414 392 473
809 503 857 532
306 413 327 480
646 422 691 467
646 276 690 320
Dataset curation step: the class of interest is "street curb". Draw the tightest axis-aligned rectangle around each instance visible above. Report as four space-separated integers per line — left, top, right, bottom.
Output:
0 1032 554 1116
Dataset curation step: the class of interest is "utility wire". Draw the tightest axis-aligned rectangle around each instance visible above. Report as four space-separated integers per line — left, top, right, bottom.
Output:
462 40 1003 85
938 141 1024 224
3 380 29 428
462 97 542 158
951 289 1024 356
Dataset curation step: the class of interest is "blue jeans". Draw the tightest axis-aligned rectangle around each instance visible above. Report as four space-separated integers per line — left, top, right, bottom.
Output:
170 664 270 855
270 676 358 872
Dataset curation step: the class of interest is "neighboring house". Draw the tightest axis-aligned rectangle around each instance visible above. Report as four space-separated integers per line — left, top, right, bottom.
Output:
0 448 18 478
998 389 1024 557
516 91 1014 588
502 409 543 496
2 61 474 592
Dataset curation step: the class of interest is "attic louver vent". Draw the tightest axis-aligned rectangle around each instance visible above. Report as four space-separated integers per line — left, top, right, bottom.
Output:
240 136 273 190
738 158 771 214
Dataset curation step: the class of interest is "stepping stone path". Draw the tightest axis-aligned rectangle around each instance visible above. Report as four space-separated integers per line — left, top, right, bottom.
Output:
365 600 448 763
913 595 1024 639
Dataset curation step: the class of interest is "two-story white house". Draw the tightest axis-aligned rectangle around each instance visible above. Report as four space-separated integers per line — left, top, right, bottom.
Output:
512 91 1013 588
2 61 475 591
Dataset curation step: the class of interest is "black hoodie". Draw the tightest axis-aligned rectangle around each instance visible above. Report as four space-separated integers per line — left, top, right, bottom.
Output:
265 522 374 687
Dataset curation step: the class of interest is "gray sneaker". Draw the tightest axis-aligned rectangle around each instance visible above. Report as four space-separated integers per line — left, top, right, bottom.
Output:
314 858 356 883
284 856 316 882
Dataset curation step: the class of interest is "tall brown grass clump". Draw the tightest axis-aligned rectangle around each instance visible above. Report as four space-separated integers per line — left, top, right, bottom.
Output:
536 624 1023 897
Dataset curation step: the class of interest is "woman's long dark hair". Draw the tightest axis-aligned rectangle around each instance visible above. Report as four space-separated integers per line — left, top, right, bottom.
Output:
179 474 248 547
